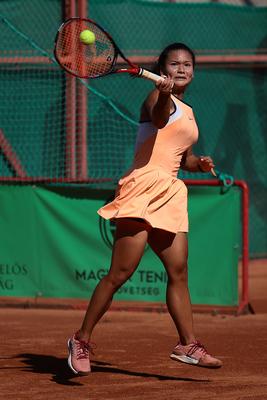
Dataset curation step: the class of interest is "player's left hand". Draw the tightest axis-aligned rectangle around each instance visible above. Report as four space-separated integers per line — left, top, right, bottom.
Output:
198 156 215 173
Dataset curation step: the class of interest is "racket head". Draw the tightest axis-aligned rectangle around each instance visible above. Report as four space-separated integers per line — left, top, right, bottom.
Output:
54 17 119 79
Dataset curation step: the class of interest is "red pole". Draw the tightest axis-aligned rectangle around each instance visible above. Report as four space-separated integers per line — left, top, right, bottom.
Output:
235 180 250 314
64 0 77 180
0 129 27 177
76 0 88 179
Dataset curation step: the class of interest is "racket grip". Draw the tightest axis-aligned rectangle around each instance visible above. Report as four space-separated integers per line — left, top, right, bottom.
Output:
139 68 163 83
211 168 217 177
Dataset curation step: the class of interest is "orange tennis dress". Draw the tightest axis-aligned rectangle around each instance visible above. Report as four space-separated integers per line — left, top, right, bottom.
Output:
97 95 199 233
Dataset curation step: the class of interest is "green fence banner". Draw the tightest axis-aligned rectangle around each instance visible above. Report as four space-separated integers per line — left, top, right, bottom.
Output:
0 185 240 306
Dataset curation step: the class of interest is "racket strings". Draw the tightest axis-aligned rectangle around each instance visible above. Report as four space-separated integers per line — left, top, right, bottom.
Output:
55 20 116 78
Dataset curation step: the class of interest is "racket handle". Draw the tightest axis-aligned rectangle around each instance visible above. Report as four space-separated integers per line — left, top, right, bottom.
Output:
211 168 217 177
139 68 163 83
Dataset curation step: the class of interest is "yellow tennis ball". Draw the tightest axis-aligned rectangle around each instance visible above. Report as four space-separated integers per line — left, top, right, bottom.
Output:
79 30 95 45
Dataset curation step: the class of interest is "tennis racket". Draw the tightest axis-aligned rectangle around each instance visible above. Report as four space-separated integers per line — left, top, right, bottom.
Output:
54 17 161 83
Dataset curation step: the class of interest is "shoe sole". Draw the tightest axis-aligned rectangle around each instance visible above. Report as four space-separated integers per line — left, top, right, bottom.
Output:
67 339 90 375
170 353 222 369
170 353 199 365
67 339 79 374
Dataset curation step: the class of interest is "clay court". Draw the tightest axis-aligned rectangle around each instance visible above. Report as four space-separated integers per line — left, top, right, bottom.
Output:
1 259 267 400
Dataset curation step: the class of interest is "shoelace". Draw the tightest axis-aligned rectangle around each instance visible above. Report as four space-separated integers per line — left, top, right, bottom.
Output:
75 340 90 360
74 339 96 359
186 341 207 357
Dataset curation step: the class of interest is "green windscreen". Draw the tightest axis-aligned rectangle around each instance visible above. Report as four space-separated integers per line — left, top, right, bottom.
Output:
0 185 240 306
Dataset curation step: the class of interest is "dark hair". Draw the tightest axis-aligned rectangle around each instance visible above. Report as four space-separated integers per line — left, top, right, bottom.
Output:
154 43 195 74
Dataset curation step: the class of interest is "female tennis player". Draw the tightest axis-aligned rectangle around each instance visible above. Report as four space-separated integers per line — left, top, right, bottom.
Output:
67 43 222 374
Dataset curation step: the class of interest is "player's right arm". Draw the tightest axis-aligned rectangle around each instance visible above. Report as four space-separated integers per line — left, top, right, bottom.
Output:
140 77 174 129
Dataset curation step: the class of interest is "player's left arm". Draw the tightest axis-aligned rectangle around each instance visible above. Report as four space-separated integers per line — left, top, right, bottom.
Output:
181 146 215 173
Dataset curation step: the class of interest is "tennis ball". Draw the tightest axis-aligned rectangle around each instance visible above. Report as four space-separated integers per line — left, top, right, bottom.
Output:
79 30 96 45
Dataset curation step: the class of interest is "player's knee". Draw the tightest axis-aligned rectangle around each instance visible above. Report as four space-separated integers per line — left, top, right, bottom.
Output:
167 261 188 283
105 267 132 289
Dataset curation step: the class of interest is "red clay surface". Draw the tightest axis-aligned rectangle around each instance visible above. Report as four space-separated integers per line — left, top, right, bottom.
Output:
1 259 267 400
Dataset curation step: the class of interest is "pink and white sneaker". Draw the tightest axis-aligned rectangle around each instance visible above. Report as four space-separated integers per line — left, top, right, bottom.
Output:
170 340 222 368
67 333 93 375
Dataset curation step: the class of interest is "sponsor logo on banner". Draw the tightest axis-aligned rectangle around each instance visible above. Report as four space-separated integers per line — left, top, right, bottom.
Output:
0 262 28 291
75 266 167 298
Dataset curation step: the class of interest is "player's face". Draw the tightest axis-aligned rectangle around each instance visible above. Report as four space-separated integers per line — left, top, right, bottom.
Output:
163 49 194 89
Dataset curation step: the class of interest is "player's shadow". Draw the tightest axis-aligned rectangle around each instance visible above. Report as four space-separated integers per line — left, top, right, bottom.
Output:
92 360 210 382
13 353 211 385
13 353 86 386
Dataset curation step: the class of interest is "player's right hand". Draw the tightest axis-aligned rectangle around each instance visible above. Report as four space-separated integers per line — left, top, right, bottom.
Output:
156 75 174 95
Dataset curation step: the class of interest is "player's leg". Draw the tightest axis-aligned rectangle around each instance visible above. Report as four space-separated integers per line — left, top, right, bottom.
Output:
68 218 150 374
78 218 150 340
148 229 195 344
148 229 222 368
